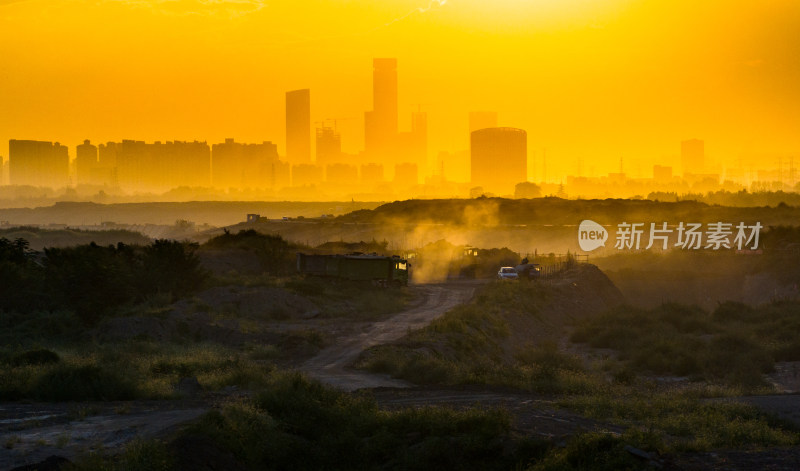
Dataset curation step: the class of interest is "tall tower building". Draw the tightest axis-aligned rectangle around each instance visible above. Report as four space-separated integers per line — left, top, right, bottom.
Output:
286 89 311 164
681 138 704 175
75 139 98 185
470 127 527 195
365 58 398 160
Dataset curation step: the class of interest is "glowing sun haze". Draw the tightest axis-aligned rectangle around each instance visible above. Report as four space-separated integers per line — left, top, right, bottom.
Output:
2 0 798 181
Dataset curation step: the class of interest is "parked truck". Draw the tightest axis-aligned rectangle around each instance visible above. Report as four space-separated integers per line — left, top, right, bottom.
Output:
296 253 409 286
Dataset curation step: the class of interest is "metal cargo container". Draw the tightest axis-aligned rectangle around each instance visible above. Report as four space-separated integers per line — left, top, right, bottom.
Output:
296 253 409 286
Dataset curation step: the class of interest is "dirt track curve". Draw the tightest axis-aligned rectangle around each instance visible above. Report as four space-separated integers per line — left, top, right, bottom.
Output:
299 282 479 391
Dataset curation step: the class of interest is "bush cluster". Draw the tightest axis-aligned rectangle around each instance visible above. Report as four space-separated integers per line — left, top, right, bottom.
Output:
0 238 206 324
204 229 294 274
184 372 547 471
571 301 800 388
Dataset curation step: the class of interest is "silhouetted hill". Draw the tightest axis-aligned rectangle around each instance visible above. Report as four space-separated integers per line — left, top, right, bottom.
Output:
0 201 382 227
338 197 800 226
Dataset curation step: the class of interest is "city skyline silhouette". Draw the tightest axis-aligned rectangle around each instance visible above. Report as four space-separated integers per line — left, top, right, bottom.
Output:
1 0 798 190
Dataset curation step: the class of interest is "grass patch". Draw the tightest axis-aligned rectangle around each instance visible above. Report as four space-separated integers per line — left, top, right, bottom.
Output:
358 281 602 393
560 391 800 453
528 433 645 471
69 438 175 471
183 372 549 471
570 301 800 389
284 277 413 320
0 342 276 401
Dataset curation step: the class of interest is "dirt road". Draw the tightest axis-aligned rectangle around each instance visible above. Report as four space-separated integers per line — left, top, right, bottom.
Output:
299 282 479 391
0 402 207 470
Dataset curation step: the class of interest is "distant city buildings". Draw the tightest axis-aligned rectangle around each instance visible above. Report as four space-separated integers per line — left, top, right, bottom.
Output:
365 58 398 161
394 163 418 187
9 140 69 187
360 163 384 183
75 139 98 185
653 165 673 183
315 126 342 167
681 138 704 175
105 140 211 191
212 139 288 189
291 164 323 187
397 109 427 169
4 63 796 202
286 89 311 165
326 163 358 184
470 127 527 195
363 58 427 173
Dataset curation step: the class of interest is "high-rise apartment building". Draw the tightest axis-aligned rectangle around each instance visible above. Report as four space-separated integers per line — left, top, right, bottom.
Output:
75 139 98 185
212 138 287 189
8 139 69 187
286 89 311 164
470 127 527 195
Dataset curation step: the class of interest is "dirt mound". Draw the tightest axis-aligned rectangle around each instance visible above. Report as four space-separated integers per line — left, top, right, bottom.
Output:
174 285 320 320
197 249 265 276
545 264 625 319
504 264 625 351
97 285 318 344
741 273 800 305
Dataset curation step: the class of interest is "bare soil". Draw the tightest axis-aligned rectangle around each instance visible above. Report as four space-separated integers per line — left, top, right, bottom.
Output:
299 281 481 391
0 401 209 470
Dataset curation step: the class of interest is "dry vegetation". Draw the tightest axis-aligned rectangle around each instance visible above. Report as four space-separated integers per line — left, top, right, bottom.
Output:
2 212 800 470
357 266 800 462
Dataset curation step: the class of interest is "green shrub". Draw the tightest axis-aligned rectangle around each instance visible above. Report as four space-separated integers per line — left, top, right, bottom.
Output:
69 438 176 471
33 364 138 401
529 433 643 471
186 372 540 471
13 349 60 366
570 301 800 388
138 239 207 298
562 393 799 453
712 301 756 322
205 229 294 274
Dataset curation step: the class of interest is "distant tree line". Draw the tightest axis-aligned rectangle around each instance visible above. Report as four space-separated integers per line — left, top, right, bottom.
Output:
0 238 206 324
647 189 800 207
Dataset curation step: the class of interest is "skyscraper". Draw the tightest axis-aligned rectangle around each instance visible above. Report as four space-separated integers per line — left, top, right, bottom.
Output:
286 89 311 164
470 127 527 195
365 58 398 160
75 139 98 185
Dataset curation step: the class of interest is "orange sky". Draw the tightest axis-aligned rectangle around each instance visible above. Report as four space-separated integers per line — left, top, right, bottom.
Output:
1 0 798 182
